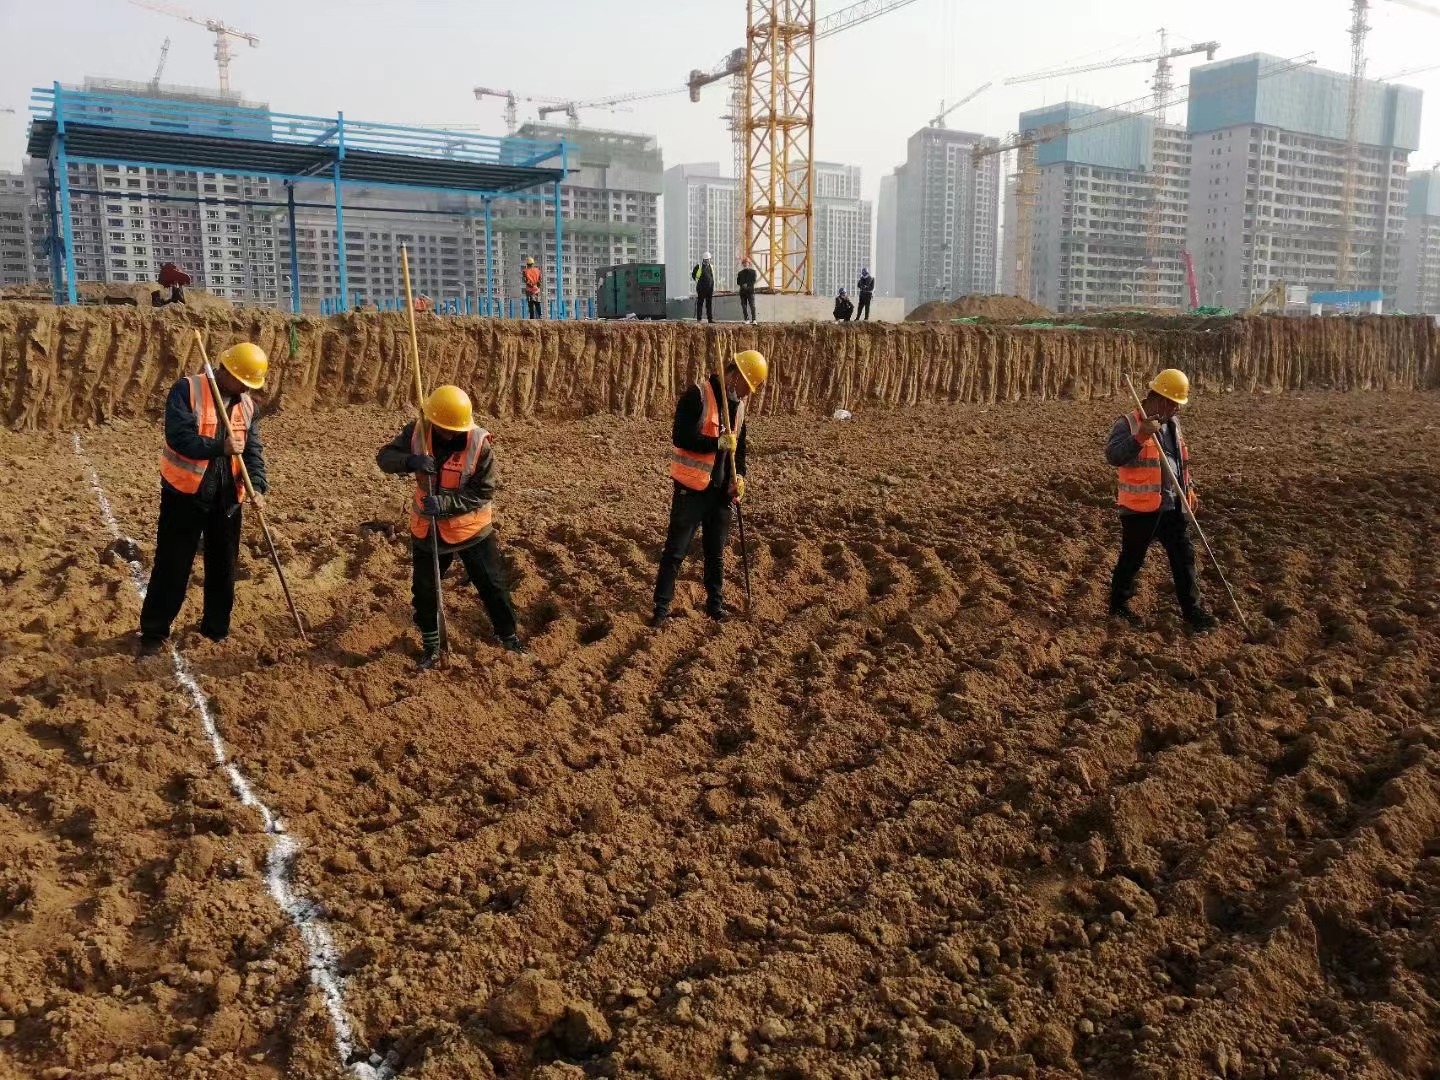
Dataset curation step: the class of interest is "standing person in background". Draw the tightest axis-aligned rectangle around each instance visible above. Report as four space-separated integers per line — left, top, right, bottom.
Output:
856 267 875 321
833 287 854 322
736 258 758 324
138 343 269 655
692 252 715 323
522 257 543 319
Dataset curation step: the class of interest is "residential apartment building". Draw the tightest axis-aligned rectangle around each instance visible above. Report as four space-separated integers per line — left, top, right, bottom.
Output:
875 171 898 297
1185 55 1422 310
808 161 872 298
663 162 740 296
0 169 49 288
1400 168 1440 314
1022 103 1192 313
890 126 1002 312
485 123 661 307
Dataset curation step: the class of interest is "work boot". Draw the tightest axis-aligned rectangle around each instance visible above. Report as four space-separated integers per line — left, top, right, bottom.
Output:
1108 603 1142 627
705 604 728 623
650 606 670 628
1185 608 1219 634
137 634 166 658
418 648 442 671
500 635 527 654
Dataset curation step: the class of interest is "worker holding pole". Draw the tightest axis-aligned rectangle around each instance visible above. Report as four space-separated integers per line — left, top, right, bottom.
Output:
1105 369 1219 632
652 349 766 625
138 343 271 654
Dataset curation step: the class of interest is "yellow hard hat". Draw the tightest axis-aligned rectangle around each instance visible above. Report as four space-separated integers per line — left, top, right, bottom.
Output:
1149 368 1190 406
526 257 536 266
219 342 268 390
424 385 473 432
733 349 768 392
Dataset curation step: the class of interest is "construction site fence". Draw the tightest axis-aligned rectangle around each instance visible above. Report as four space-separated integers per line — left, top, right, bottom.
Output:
323 296 600 319
0 303 1435 431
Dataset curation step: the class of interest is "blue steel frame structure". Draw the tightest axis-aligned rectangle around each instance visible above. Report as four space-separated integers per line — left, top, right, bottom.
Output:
26 83 570 314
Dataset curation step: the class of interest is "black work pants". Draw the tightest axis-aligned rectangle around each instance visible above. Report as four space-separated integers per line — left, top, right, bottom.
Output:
411 533 518 640
739 290 755 322
1109 509 1200 614
695 293 714 323
139 485 242 642
526 297 543 319
653 485 732 614
857 293 872 320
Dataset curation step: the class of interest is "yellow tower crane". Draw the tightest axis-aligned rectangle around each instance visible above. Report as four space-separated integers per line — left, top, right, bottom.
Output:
127 0 259 95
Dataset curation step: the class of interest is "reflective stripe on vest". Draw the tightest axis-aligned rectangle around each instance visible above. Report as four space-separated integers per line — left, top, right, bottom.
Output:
409 424 495 545
670 379 720 490
158 374 253 500
1115 409 1190 512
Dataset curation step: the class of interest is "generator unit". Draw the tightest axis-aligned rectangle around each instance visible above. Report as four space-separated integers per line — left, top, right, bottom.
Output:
596 263 667 320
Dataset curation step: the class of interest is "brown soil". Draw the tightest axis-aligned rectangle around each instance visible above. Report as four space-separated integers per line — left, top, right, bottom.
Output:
906 296 1056 323
2 305 1437 432
0 283 234 312
2 389 1439 1078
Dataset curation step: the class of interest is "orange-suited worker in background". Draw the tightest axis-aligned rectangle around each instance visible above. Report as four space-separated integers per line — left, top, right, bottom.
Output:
651 350 768 625
1104 368 1217 633
139 343 269 655
377 385 524 667
522 257 543 319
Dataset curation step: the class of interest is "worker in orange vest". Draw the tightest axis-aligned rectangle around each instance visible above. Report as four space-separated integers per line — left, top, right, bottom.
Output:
652 350 768 625
522 257 543 319
1105 368 1216 632
139 342 269 655
377 384 523 666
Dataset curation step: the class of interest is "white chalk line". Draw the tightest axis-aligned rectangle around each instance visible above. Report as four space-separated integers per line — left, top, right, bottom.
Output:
73 433 397 1079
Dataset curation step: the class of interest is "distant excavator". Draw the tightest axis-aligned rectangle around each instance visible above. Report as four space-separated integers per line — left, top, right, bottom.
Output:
1245 280 1287 316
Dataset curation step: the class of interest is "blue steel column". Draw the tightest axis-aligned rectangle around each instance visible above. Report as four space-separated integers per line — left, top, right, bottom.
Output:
286 182 301 314
333 111 348 312
45 159 62 303
484 198 494 317
553 141 566 322
53 82 78 306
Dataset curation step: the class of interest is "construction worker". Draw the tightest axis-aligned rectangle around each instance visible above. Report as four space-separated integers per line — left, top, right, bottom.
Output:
736 258 758 324
856 267 875 321
522 257 543 319
652 350 767 625
138 343 269 655
692 252 715 323
377 385 523 666
833 287 854 322
1105 368 1217 632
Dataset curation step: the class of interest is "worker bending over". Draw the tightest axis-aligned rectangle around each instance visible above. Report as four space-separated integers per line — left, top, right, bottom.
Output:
652 350 768 625
377 385 524 666
1105 368 1217 632
833 287 854 322
139 343 269 654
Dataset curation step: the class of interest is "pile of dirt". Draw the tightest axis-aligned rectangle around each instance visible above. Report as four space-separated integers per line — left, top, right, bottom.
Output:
0 281 233 313
906 295 1056 323
2 388 1437 1078
1 303 1436 431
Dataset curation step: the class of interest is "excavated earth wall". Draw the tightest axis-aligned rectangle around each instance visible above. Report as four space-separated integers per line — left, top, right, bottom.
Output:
0 302 1436 430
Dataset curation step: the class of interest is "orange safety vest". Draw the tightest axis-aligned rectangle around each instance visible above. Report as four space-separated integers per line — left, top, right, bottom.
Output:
409 424 494 547
1115 409 1193 512
158 374 254 501
670 379 744 491
523 266 541 296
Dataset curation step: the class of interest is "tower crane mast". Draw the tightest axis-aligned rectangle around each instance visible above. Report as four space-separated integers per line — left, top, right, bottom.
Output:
127 0 259 94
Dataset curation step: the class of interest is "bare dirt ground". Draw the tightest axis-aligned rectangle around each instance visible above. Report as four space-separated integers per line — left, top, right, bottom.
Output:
1 390 1438 1080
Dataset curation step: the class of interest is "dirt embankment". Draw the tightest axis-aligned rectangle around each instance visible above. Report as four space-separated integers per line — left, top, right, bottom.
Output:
0 303 1437 431
906 295 1056 322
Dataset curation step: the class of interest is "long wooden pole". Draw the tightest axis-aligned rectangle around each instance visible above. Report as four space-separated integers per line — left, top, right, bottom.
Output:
714 350 752 617
193 332 307 643
401 246 448 655
1124 375 1250 634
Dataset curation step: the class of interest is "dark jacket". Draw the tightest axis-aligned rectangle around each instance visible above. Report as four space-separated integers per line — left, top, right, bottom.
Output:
737 266 758 293
377 421 497 551
834 295 854 321
692 261 715 296
858 272 875 295
1105 413 1184 514
673 374 747 492
162 377 266 508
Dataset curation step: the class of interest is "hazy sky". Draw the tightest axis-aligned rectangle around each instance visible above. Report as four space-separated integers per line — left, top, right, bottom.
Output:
2 0 1438 218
